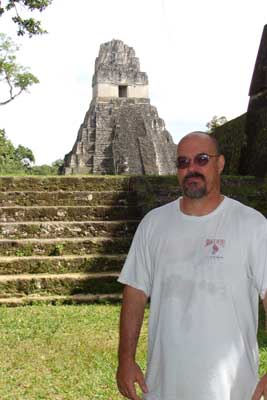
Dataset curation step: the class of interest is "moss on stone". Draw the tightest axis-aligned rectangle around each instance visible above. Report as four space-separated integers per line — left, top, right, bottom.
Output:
212 113 247 175
0 255 125 275
0 274 121 296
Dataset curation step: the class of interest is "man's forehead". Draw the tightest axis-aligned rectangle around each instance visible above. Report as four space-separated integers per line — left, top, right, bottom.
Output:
177 134 216 154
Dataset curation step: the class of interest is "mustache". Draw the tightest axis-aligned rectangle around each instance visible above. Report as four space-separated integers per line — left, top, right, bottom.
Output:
182 172 205 184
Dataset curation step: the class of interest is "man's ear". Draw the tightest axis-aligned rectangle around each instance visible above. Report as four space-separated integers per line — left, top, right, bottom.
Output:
218 155 225 174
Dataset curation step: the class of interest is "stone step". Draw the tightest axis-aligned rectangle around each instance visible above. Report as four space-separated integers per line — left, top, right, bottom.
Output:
0 205 141 222
0 220 139 239
0 254 125 274
0 293 122 306
0 190 137 207
0 272 121 297
0 237 132 256
0 176 141 304
0 176 131 192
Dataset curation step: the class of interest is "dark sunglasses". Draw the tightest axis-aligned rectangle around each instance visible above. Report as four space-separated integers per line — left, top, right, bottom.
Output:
176 153 220 169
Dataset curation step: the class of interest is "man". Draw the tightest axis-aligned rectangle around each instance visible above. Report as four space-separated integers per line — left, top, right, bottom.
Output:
116 132 267 400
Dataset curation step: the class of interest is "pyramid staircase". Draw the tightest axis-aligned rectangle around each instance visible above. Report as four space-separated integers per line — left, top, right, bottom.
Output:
0 176 141 306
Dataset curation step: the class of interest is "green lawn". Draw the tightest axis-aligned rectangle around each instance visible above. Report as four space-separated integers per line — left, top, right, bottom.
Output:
0 304 266 400
0 305 147 400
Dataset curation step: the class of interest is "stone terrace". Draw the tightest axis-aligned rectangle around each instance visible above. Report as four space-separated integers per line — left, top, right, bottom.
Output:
0 176 141 306
0 175 267 306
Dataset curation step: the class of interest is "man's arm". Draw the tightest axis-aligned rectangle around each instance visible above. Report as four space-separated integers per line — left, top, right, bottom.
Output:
252 294 267 400
116 285 149 400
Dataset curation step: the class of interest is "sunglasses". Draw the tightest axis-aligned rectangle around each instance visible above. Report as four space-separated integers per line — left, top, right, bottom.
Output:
176 153 220 169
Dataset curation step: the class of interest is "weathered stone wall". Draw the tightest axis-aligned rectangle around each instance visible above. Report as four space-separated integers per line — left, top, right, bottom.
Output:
63 39 176 176
130 175 267 217
212 25 267 178
0 175 267 305
212 113 247 175
92 39 148 88
245 108 267 177
93 83 149 98
93 83 118 98
112 101 176 175
212 107 267 177
127 85 149 98
64 97 176 175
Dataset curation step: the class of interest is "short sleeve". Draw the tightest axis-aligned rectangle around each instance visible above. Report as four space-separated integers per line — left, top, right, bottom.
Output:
249 219 267 299
118 216 153 297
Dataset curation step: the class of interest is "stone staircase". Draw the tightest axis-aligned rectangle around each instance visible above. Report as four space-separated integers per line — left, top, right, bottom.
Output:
0 176 141 306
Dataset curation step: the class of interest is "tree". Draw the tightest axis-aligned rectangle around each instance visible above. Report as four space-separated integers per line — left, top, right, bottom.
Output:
15 144 35 168
0 0 53 37
0 128 35 173
0 1 53 104
51 159 64 173
0 128 18 171
30 159 64 175
206 115 227 133
30 164 53 175
0 33 39 105
0 130 63 175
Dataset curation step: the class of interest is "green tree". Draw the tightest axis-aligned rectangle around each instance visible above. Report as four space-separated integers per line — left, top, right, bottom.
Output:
0 1 53 105
15 144 35 168
0 0 53 37
0 128 35 173
51 158 64 173
30 164 52 175
0 33 39 105
0 128 18 171
206 115 227 133
30 159 63 175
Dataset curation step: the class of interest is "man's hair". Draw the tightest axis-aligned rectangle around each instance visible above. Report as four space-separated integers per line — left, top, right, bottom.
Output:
178 131 221 155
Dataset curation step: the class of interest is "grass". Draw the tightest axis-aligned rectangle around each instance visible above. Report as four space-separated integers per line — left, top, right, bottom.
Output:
0 304 266 399
0 304 148 400
258 305 267 377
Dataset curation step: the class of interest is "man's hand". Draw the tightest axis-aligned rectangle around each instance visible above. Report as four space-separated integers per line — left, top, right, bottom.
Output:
252 374 267 399
117 285 148 399
116 360 148 400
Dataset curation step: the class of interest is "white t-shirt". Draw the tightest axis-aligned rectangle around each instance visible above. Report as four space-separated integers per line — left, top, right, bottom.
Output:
118 196 267 400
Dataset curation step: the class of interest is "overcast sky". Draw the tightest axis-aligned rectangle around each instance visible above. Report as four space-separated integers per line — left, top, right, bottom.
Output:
1 0 267 165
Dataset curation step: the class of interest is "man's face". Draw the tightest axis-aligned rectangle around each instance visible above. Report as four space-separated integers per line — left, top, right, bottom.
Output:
177 135 224 199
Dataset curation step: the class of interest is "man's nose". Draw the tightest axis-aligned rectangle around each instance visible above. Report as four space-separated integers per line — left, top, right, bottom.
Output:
187 161 198 172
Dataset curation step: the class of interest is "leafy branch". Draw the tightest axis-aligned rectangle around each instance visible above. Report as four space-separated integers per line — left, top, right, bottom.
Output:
0 0 52 37
0 33 39 105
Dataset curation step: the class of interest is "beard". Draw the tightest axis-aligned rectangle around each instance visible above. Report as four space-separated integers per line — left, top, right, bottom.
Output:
182 172 207 199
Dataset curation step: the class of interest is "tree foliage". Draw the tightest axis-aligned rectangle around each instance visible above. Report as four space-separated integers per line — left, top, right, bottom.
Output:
31 159 64 175
0 128 35 173
206 115 227 133
15 144 35 167
0 0 53 37
0 33 39 105
0 128 63 175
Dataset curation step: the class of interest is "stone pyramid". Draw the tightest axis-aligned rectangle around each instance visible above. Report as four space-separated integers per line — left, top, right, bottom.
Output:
63 39 176 175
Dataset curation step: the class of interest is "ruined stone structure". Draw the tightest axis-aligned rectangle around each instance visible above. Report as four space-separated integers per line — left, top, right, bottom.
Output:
212 24 267 177
248 24 267 113
244 24 267 176
63 39 176 175
0 175 266 305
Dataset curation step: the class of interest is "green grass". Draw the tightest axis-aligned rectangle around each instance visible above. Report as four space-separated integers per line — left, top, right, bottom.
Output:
258 304 267 377
0 305 148 400
0 304 266 399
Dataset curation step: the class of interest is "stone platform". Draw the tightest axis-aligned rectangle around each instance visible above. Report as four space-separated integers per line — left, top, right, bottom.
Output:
0 176 140 306
1 175 267 306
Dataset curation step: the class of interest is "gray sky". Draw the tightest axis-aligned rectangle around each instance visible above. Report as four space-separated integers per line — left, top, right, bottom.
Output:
1 0 267 165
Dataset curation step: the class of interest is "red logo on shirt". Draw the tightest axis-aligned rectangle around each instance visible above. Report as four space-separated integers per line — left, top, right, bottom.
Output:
205 239 225 257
